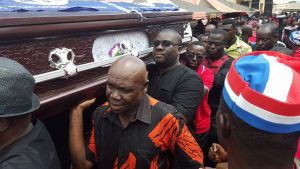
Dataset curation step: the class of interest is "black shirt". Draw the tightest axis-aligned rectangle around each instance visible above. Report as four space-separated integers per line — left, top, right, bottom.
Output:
86 95 203 169
0 120 61 169
205 57 233 129
147 64 204 123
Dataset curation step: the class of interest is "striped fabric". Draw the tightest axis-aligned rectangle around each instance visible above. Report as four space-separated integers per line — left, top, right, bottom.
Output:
223 51 300 133
290 31 300 46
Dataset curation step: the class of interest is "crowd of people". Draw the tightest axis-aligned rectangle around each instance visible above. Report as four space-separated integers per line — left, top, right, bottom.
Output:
1 12 300 169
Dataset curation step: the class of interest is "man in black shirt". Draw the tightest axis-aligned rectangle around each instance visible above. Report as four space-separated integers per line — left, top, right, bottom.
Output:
0 57 60 169
147 29 204 128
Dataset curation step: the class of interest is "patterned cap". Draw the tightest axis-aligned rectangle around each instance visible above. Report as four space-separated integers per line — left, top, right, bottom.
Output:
289 30 300 46
0 57 40 117
223 51 300 133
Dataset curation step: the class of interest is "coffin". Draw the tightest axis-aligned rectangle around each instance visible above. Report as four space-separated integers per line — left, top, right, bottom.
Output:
0 2 193 119
0 2 194 167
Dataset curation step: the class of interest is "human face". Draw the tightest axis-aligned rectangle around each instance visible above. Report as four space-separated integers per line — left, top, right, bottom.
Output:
106 69 146 114
200 36 208 48
153 32 181 68
207 33 225 60
256 29 276 51
185 45 206 70
221 24 236 41
205 25 216 34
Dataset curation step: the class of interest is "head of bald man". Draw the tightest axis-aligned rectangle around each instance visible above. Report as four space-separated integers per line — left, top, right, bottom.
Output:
153 29 182 69
256 23 277 51
107 56 148 114
205 24 216 34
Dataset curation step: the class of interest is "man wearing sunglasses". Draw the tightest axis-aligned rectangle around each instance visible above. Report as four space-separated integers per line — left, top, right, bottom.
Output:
185 41 214 168
147 29 204 133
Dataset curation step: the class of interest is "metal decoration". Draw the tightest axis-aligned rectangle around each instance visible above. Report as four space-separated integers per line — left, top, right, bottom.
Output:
48 47 77 77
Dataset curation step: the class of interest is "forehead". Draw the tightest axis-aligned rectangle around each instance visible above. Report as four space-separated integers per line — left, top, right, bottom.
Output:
108 68 142 85
188 45 205 52
155 31 179 42
209 33 225 42
257 29 273 37
222 24 234 30
200 36 208 40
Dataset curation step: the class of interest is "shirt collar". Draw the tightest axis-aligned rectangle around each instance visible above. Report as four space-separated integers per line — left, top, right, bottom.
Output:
107 95 151 125
226 36 242 51
135 95 151 124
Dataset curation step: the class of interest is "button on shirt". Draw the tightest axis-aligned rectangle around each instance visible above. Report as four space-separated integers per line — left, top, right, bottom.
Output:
86 95 203 169
225 36 252 59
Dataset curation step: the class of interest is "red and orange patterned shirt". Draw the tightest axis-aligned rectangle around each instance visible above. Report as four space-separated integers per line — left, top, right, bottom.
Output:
86 95 203 169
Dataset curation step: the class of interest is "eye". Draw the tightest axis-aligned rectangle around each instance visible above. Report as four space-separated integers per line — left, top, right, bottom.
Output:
162 40 172 47
153 40 160 47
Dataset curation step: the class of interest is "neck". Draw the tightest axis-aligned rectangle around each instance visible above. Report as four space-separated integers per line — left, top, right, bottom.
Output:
207 53 224 62
118 107 139 128
159 61 180 74
0 123 33 150
228 145 294 169
228 36 237 47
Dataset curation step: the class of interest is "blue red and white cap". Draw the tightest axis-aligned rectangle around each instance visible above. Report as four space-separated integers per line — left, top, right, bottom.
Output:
289 31 300 46
223 51 300 134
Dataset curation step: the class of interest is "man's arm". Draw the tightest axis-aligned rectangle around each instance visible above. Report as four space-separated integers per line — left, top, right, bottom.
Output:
171 73 204 123
172 118 204 168
69 99 95 169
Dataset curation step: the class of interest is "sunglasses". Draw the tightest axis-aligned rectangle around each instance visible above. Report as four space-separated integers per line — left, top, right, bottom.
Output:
153 40 178 48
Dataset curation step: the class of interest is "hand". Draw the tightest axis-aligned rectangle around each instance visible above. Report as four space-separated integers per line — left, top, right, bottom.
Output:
72 98 96 112
208 143 228 163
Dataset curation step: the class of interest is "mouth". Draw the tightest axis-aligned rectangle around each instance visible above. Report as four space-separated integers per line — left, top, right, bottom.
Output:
154 53 164 57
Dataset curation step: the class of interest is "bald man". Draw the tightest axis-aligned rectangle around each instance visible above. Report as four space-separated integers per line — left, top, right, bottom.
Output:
256 23 278 51
205 24 216 34
69 56 204 169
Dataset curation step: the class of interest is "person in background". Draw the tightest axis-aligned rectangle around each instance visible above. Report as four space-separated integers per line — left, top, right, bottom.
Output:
241 25 253 48
197 33 209 48
221 18 252 59
289 30 300 58
148 29 204 131
209 51 300 169
185 41 214 167
270 46 293 56
193 19 205 37
203 28 233 167
256 23 278 51
0 57 61 169
282 18 298 47
205 24 216 34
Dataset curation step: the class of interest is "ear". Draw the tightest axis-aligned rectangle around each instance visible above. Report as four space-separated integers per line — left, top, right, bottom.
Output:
177 46 182 54
217 113 231 138
0 118 9 133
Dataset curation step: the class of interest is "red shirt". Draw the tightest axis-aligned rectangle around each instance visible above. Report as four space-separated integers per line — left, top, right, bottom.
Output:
296 139 300 160
294 48 300 58
194 64 214 134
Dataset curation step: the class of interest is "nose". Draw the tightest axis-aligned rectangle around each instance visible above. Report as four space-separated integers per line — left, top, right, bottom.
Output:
193 55 197 61
110 89 121 100
155 42 163 50
257 39 263 46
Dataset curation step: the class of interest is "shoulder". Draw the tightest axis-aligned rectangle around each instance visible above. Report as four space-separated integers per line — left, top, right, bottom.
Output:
151 100 184 121
93 103 111 120
178 65 201 80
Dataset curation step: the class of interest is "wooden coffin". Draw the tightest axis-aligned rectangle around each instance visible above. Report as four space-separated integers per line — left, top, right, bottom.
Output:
0 11 192 119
